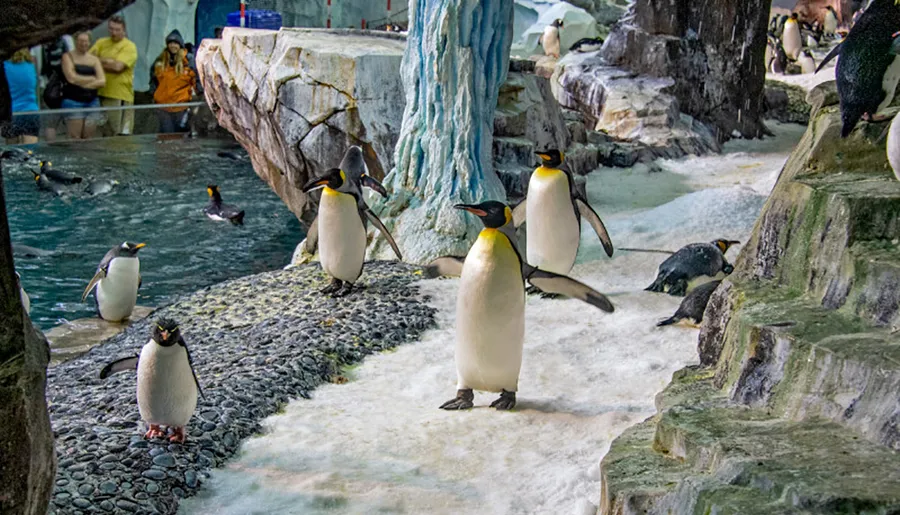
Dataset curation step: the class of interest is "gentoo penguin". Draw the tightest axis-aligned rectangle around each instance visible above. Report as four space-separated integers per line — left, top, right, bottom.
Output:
81 242 146 322
203 184 245 225
569 37 604 53
645 239 739 297
824 5 839 37
301 166 402 297
424 201 614 411
539 19 563 58
99 318 203 443
1 148 33 162
656 280 722 327
834 0 900 137
15 271 30 314
511 149 613 296
799 49 818 74
85 179 119 196
38 161 82 184
783 13 804 60
886 112 900 180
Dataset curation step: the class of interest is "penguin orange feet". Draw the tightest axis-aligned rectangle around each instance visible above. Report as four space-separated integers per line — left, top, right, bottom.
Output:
490 390 516 411
439 389 474 410
144 424 164 439
320 278 343 295
169 426 186 443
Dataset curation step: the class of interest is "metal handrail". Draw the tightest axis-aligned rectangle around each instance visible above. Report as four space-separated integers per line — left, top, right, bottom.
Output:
10 101 207 117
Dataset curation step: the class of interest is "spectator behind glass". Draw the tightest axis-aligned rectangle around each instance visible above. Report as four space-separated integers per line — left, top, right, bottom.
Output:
2 48 40 144
40 35 74 141
90 15 137 136
150 30 198 133
61 31 106 139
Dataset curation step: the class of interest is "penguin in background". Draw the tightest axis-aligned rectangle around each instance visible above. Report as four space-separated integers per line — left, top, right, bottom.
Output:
539 19 563 58
834 0 900 137
424 201 614 411
783 13 804 60
511 149 613 297
656 280 722 328
31 168 67 196
824 5 839 37
99 318 203 443
885 111 900 180
1 148 33 162
38 161 82 184
798 48 818 74
16 271 30 314
569 37 604 53
776 14 789 37
81 242 146 322
645 239 739 297
203 184 245 225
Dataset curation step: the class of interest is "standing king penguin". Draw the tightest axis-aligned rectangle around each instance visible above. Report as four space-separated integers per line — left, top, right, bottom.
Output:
99 318 203 443
512 149 613 296
425 201 614 411
782 13 804 60
301 148 402 297
81 242 146 322
824 5 839 37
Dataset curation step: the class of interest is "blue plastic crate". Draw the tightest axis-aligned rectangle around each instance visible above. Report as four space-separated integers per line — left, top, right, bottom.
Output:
226 9 282 30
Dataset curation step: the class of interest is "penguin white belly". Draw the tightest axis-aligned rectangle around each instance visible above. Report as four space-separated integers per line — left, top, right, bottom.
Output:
97 257 140 322
887 114 900 181
799 55 816 74
318 188 366 283
525 168 580 275
543 26 560 57
782 22 802 60
456 230 525 393
20 286 30 314
824 13 837 35
137 341 198 427
877 55 900 115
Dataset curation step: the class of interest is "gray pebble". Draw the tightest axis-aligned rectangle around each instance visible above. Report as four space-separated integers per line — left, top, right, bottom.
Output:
56 479 69 487
148 447 165 457
201 421 216 432
141 469 166 480
146 482 160 494
115 499 139 512
152 453 176 468
77 483 94 495
72 498 92 509
185 470 198 488
72 472 86 480
99 481 117 494
100 500 115 511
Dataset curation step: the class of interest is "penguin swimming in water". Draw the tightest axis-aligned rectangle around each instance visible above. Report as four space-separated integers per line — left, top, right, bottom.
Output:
824 5 839 37
539 19 563 58
38 161 82 184
301 161 402 297
31 168 67 196
511 149 613 296
425 201 614 410
833 0 900 137
645 239 739 297
1 148 33 162
99 318 203 443
81 242 146 322
783 13 804 60
656 280 722 327
569 37 604 53
15 271 30 314
798 48 818 74
85 179 119 196
203 184 245 225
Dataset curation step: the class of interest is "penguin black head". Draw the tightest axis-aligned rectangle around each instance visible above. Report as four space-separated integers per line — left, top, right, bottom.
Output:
207 184 222 201
535 149 564 168
152 318 181 347
712 239 740 254
790 12 799 21
117 241 147 257
551 18 564 28
39 161 52 173
302 168 347 193
455 201 512 229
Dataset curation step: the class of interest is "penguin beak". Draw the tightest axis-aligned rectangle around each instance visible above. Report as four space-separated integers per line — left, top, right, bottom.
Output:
361 174 388 198
535 152 551 161
302 177 330 193
134 243 147 249
454 204 488 217
160 330 169 341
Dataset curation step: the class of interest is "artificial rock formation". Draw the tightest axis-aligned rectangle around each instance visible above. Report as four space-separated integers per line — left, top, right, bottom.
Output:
599 82 900 513
602 0 772 141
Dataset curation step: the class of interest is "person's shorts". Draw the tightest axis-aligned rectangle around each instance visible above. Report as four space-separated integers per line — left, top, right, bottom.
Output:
61 97 101 121
1 114 40 139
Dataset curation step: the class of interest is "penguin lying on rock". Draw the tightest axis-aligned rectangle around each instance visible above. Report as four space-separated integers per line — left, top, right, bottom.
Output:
204 184 245 225
569 37 604 53
82 242 146 322
645 239 739 297
657 280 722 327
300 148 402 297
425 201 614 411
99 318 203 443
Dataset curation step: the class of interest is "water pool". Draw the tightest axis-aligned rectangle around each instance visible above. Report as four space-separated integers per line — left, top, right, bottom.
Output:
3 135 303 329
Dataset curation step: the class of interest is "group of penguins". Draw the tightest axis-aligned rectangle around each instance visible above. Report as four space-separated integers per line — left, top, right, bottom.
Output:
538 17 606 59
38 143 738 442
765 8 840 75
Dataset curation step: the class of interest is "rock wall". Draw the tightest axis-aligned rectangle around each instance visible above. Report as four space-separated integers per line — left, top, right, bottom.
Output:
598 83 900 513
602 0 772 141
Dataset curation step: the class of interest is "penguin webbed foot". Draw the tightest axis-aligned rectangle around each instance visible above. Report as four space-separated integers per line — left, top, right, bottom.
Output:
439 389 474 410
668 280 688 297
144 424 165 440
539 291 562 300
490 390 516 411
169 426 186 443
525 285 543 296
320 278 343 295
330 282 355 298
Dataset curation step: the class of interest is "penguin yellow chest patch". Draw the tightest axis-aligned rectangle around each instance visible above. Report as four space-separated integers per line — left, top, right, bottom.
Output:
455 229 525 393
318 187 366 283
525 167 580 275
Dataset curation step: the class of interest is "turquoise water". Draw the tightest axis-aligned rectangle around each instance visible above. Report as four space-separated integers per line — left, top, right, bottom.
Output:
4 135 303 329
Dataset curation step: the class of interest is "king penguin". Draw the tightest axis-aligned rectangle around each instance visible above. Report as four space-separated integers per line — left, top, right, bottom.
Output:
824 5 839 37
99 318 203 443
512 149 613 296
539 19 564 58
38 161 82 184
656 280 722 327
834 0 900 137
203 184 245 225
645 239 739 297
81 242 146 322
425 201 614 411
783 13 804 60
301 161 402 297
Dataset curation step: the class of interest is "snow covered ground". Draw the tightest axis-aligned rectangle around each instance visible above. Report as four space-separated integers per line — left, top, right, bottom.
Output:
178 122 805 515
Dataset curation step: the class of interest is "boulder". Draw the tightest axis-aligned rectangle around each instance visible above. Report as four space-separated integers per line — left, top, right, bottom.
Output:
763 79 811 125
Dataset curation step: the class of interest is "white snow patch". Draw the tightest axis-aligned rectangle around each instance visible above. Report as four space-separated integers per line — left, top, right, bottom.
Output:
179 125 803 515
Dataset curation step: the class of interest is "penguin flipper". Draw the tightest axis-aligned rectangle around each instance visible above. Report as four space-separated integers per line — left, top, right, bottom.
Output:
524 266 614 313
574 198 613 257
423 256 466 278
512 200 527 228
303 216 319 255
360 174 388 198
816 42 841 73
656 316 680 327
179 336 205 400
363 208 403 261
81 269 106 302
99 355 139 379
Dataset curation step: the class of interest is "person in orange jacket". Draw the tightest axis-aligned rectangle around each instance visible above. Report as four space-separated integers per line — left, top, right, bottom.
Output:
150 30 198 133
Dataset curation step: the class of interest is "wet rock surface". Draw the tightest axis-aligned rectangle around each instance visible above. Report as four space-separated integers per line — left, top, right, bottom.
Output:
45 262 436 514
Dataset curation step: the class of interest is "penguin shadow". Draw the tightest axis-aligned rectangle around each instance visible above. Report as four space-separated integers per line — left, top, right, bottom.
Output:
511 397 649 417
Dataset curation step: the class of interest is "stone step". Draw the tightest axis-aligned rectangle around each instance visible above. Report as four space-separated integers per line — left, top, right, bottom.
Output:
702 283 900 450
